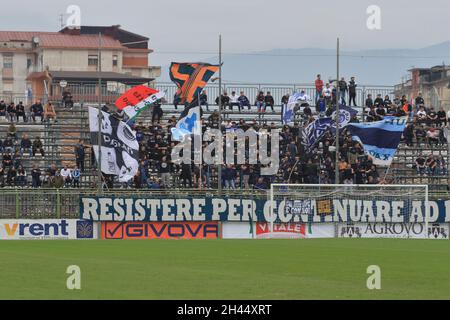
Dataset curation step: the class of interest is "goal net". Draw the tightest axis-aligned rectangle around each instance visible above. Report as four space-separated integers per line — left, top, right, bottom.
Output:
269 184 429 239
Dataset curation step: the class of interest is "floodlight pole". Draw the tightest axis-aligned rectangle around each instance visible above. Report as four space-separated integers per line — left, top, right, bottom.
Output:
335 38 340 185
97 32 103 195
218 34 223 195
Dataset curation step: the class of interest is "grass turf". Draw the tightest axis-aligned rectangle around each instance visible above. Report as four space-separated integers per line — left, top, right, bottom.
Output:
0 239 449 300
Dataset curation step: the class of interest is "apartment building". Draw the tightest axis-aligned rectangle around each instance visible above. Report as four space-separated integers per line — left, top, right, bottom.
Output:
394 65 450 110
0 25 161 102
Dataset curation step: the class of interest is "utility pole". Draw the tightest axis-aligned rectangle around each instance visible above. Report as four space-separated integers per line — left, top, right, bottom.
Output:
218 34 223 194
335 38 340 185
97 32 103 195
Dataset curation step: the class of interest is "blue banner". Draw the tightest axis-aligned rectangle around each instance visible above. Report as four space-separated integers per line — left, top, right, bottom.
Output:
80 196 450 223
347 117 407 166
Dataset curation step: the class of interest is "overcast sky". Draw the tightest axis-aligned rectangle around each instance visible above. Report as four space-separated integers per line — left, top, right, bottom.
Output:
1 0 450 66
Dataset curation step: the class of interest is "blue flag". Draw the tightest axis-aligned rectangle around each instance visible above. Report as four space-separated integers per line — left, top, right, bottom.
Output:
302 118 333 153
171 104 202 142
331 105 358 132
346 117 407 166
282 92 301 125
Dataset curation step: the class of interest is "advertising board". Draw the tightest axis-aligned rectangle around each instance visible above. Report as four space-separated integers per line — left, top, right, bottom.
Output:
0 220 97 240
102 222 219 240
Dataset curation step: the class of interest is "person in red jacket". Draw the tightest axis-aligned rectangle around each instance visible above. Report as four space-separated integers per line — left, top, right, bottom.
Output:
315 74 324 106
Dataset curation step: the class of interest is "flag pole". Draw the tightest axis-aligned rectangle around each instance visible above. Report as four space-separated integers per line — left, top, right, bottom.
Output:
335 38 340 185
218 34 223 195
198 91 203 190
382 166 391 184
97 32 103 195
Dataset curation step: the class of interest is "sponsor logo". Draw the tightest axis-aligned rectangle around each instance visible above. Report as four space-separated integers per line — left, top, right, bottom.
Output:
428 224 448 239
340 224 362 238
317 199 332 215
76 221 94 239
122 126 136 142
256 223 306 239
339 223 449 239
364 223 425 237
2 220 69 239
285 200 312 216
0 220 97 240
102 222 219 240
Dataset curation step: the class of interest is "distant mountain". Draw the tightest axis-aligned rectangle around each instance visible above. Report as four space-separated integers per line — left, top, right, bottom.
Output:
158 41 450 86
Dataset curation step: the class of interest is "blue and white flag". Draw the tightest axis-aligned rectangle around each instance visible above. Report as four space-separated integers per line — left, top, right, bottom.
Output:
346 117 407 166
282 103 295 125
282 93 300 125
171 105 202 142
302 118 333 153
331 105 358 131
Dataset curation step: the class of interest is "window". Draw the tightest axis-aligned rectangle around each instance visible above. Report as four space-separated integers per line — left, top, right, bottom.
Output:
27 59 32 69
3 54 13 69
113 55 118 67
3 81 13 93
88 55 98 66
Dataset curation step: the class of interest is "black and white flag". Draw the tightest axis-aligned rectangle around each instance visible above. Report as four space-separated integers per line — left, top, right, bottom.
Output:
88 107 139 182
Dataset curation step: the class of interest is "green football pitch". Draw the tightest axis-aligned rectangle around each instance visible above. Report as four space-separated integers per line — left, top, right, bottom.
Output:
0 239 449 300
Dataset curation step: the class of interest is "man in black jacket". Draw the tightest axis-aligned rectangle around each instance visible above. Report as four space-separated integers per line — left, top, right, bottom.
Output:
265 91 275 112
30 100 44 123
0 100 6 117
7 102 15 123
15 102 26 123
338 78 348 105
74 140 86 172
348 77 357 106
200 90 209 111
374 94 384 107
415 93 425 109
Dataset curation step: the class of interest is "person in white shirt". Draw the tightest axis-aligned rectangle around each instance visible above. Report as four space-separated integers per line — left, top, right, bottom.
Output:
417 107 427 124
229 91 241 112
322 83 333 108
298 91 312 105
60 165 72 188
297 90 312 114
322 83 332 98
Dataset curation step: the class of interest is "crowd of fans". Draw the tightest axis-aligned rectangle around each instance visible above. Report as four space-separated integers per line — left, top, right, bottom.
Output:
0 76 449 190
0 99 57 124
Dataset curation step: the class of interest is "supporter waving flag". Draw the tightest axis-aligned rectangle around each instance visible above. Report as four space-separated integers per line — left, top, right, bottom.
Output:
115 85 165 121
346 117 407 166
330 105 358 131
171 100 202 142
282 92 302 125
302 118 333 153
88 107 139 182
170 62 220 105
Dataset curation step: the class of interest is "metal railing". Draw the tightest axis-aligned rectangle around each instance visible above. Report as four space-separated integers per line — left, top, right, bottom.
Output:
1 82 395 106
154 82 395 108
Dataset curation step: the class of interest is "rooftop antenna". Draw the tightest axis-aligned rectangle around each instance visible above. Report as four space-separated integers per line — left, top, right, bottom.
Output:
59 14 65 29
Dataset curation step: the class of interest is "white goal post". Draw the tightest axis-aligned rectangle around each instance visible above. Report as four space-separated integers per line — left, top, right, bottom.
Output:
269 184 429 239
